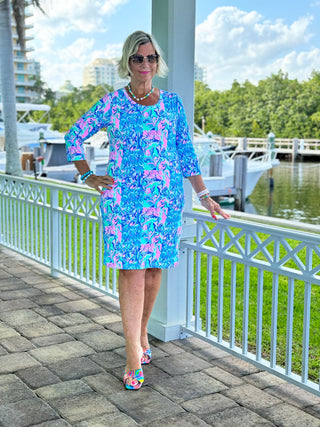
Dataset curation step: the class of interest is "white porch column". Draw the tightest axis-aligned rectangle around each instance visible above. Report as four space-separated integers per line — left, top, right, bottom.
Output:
148 0 196 341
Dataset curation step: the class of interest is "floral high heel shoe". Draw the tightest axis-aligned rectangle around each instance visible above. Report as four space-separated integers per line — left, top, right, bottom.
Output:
123 368 144 390
141 348 152 365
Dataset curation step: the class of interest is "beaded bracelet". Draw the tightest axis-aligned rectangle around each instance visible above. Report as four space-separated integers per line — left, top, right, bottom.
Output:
81 170 94 182
80 170 93 181
199 194 210 202
197 189 209 198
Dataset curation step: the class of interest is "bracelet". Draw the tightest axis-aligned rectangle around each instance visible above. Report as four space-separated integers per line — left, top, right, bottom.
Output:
81 171 94 183
80 170 93 181
197 189 209 198
82 172 94 183
199 194 210 201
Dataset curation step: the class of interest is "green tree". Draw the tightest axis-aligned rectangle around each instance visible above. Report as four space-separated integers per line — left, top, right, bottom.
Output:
49 84 113 132
194 70 320 139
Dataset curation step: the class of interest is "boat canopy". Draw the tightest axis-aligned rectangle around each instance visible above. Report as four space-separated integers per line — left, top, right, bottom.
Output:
0 103 51 123
0 103 51 112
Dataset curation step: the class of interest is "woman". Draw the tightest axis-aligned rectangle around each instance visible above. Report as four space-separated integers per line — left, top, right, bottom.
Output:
65 30 230 390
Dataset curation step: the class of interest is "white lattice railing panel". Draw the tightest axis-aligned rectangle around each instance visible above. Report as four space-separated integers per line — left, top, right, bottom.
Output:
193 216 320 283
0 174 118 298
60 191 100 218
182 210 320 397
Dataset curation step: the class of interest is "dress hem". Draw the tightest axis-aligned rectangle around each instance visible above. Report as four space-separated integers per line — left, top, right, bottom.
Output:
104 261 179 270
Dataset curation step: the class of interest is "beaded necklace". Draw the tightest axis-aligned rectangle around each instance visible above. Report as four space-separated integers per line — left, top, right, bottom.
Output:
127 83 154 102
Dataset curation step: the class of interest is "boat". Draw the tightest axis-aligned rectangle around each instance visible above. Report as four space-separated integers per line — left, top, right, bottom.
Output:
0 103 61 149
0 103 109 181
193 125 279 204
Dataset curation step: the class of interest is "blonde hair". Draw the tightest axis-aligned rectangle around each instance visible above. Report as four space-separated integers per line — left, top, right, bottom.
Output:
118 31 168 79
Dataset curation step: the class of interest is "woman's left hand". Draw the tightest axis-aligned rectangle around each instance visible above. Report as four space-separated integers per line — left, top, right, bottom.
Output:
201 197 231 220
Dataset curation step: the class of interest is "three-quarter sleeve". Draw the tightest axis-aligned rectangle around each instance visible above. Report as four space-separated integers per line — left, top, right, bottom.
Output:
175 95 201 178
65 92 112 162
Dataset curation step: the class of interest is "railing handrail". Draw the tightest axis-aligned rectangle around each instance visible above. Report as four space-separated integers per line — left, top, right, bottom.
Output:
0 173 93 194
191 206 320 234
222 137 320 144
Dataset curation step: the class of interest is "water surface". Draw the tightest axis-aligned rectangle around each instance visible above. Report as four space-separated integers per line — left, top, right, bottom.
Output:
246 161 320 225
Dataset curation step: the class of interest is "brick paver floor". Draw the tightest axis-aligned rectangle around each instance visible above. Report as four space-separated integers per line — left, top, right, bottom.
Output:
0 246 320 426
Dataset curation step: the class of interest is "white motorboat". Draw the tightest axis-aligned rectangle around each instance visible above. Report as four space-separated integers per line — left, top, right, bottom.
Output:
0 103 109 181
193 126 279 203
0 103 64 149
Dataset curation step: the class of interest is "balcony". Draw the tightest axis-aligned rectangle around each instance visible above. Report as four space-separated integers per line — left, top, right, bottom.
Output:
15 68 36 76
13 46 34 54
14 56 34 63
12 33 34 42
15 80 35 87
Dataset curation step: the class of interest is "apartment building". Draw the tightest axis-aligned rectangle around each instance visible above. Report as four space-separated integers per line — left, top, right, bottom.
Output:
83 58 128 89
0 4 39 103
195 62 207 83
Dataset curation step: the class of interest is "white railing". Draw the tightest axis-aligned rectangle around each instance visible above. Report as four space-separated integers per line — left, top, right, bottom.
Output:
181 210 320 397
1 173 319 396
216 137 320 155
0 174 118 298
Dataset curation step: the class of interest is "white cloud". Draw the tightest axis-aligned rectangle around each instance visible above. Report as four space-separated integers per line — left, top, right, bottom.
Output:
101 0 130 15
38 38 124 90
196 6 316 90
90 43 123 61
39 38 96 88
28 0 129 89
31 0 129 36
272 48 320 80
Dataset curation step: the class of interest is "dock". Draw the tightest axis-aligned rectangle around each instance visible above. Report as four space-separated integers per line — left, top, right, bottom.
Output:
214 136 320 161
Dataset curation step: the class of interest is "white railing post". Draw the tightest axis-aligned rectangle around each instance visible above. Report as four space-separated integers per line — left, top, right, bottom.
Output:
50 188 59 277
238 137 247 150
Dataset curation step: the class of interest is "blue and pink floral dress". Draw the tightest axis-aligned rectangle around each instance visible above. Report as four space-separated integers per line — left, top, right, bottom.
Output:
65 88 200 269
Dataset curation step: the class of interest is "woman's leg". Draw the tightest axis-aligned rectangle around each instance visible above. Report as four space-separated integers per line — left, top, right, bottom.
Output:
118 269 146 371
140 268 162 349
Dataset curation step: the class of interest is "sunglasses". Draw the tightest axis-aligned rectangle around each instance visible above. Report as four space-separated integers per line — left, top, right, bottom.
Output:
130 54 159 64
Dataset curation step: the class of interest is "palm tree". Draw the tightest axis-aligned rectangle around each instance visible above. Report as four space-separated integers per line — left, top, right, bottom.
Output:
0 0 43 176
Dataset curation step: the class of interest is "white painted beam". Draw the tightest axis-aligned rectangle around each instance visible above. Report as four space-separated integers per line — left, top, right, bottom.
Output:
149 0 196 341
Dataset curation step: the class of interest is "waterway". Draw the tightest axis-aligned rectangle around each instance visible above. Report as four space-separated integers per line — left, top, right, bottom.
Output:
243 161 320 225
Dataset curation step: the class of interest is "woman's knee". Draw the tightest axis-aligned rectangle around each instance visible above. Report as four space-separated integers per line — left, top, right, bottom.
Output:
119 269 146 287
146 268 162 274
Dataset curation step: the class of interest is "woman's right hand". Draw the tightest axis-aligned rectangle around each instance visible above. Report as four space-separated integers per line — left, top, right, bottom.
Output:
85 174 115 194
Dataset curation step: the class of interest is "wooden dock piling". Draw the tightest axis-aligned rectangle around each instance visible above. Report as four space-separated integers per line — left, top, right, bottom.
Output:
208 153 248 211
234 155 247 211
209 153 223 176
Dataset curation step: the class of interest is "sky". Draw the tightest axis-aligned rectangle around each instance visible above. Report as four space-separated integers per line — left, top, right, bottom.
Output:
29 0 320 91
